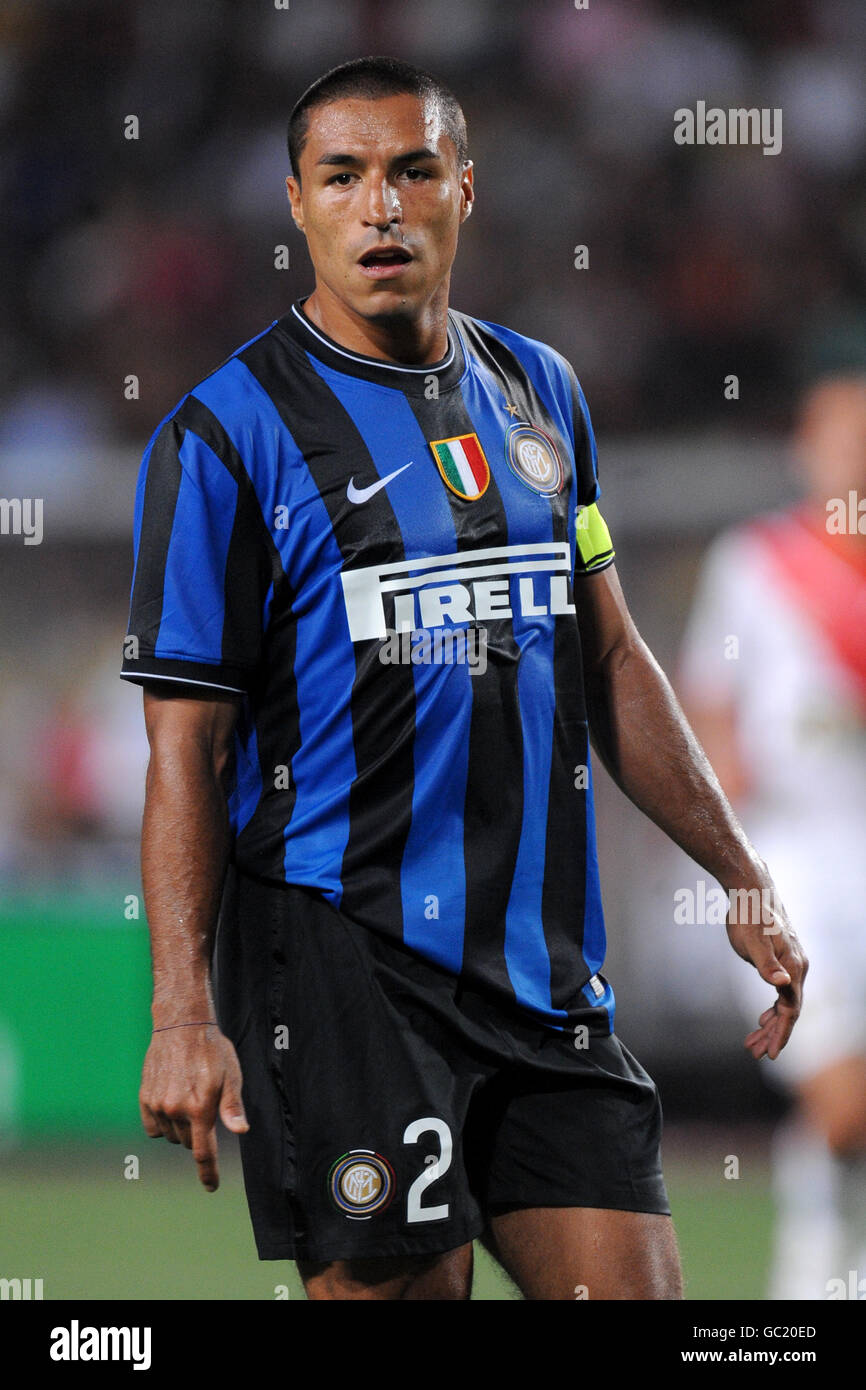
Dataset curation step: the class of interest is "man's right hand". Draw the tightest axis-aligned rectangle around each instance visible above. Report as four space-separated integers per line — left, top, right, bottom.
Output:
139 1024 249 1191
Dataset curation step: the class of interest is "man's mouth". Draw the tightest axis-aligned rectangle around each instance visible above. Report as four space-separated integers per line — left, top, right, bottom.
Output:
358 246 413 277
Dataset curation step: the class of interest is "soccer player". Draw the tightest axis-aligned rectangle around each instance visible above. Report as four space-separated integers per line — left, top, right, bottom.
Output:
121 57 806 1301
679 376 866 1300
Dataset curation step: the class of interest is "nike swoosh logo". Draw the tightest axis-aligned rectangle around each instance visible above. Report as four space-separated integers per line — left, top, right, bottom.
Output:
346 461 414 505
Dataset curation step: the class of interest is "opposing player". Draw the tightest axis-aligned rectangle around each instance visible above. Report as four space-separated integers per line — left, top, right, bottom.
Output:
679 376 866 1300
121 57 806 1300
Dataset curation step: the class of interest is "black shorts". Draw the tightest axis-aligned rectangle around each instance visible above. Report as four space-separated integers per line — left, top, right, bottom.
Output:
214 866 670 1263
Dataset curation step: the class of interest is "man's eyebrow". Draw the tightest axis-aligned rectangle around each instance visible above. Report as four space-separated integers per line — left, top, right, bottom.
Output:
315 152 362 168
393 147 441 164
314 146 442 169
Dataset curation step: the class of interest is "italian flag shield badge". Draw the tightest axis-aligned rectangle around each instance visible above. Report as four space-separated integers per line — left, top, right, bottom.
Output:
430 433 490 500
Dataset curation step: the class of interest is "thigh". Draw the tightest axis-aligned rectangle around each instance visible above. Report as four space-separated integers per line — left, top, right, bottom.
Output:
488 1206 682 1300
298 1244 473 1300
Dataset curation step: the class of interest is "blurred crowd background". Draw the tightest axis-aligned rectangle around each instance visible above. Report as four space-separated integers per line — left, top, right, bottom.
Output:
1 0 865 1299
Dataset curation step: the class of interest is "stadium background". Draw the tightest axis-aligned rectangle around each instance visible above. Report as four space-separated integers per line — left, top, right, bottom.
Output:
1 0 863 1299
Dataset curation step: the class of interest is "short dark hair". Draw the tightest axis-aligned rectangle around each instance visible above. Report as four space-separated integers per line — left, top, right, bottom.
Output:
287 55 468 182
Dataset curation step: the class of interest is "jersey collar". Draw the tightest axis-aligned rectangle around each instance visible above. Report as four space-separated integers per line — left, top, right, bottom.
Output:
278 296 466 395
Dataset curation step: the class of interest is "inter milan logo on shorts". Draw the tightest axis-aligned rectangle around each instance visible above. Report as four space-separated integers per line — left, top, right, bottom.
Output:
328 1150 396 1219
505 423 564 496
430 433 490 500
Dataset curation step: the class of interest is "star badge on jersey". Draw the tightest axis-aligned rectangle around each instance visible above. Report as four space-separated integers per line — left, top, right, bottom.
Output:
430 432 491 501
505 423 564 497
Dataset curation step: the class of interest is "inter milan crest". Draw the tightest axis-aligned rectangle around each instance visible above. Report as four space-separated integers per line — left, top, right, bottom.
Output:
430 432 491 500
328 1149 396 1220
506 423 564 497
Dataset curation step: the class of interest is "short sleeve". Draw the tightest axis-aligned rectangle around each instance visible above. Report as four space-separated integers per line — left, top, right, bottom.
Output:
568 365 601 510
565 363 615 575
119 401 272 694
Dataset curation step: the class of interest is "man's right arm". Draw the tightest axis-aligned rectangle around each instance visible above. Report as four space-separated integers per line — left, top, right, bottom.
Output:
138 685 249 1191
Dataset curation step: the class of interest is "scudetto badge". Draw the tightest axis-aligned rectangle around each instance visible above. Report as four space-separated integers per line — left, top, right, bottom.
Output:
328 1150 396 1219
506 424 564 496
430 432 491 500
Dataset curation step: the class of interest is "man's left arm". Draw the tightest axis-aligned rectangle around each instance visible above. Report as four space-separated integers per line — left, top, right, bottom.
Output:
574 562 808 1061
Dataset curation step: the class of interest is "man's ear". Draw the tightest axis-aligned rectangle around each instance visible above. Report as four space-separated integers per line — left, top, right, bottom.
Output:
286 175 305 234
459 160 474 223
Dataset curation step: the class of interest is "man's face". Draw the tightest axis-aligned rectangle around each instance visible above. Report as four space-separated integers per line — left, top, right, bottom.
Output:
287 92 473 324
795 382 866 498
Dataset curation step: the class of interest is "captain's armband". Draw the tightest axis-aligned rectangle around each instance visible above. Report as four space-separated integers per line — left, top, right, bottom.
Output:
574 502 615 575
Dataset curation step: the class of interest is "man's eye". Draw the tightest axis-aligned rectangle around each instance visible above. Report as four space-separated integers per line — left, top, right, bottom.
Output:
403 167 432 180
328 172 355 185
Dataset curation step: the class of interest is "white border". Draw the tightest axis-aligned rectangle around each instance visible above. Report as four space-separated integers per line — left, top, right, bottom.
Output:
291 303 458 375
119 671 246 694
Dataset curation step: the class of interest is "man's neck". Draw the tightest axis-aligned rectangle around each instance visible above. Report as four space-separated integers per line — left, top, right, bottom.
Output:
302 283 450 365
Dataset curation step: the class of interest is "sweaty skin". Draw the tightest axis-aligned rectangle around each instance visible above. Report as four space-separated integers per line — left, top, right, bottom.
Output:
285 92 473 364
137 89 806 1300
138 688 246 1191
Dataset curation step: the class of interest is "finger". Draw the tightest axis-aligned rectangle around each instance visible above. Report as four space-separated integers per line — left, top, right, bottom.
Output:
140 1099 163 1138
731 921 791 986
744 1028 770 1060
774 933 809 991
746 1023 781 1060
173 1118 192 1149
783 963 806 1009
144 1106 179 1142
745 1009 782 1052
219 1074 250 1134
190 1118 220 1192
754 945 791 987
155 1112 184 1145
766 1008 798 1060
746 1002 797 1060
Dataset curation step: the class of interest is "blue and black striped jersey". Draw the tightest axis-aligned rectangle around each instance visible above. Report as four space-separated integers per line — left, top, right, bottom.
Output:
120 299 617 1032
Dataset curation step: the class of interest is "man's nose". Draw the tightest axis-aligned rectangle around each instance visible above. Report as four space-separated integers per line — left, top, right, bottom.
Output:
363 177 401 228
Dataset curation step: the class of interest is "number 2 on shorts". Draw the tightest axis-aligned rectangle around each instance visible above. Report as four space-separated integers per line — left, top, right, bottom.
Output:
403 1117 453 1223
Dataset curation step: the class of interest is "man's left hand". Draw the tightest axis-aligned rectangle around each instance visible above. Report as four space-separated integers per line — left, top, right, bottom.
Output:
726 886 808 1061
